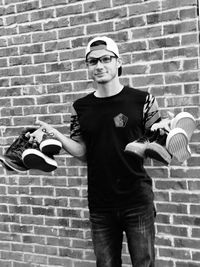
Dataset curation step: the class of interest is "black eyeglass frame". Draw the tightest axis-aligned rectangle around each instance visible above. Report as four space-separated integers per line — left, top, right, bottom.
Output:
86 55 118 66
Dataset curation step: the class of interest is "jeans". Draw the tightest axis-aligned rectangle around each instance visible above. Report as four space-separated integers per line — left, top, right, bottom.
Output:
90 204 155 267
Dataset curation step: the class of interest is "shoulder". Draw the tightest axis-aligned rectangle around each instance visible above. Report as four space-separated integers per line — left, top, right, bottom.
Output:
123 86 149 99
73 91 95 107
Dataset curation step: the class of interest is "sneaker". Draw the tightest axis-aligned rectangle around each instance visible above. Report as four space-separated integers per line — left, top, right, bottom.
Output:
39 132 62 156
171 112 196 140
125 129 171 165
145 130 172 165
0 128 37 173
125 136 149 158
166 128 191 162
145 143 171 165
0 155 27 172
22 148 57 172
31 128 62 156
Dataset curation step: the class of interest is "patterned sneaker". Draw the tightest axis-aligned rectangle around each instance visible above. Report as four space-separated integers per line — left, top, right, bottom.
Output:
39 132 62 156
171 112 196 140
22 147 57 172
0 128 37 173
166 128 191 162
0 155 27 172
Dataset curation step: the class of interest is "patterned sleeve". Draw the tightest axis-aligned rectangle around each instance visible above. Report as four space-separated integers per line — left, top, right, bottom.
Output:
143 94 161 129
70 105 83 142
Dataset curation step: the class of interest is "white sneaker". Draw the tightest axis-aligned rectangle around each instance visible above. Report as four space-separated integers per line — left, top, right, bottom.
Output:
171 112 196 140
145 142 172 165
166 128 191 162
125 139 148 158
39 133 62 156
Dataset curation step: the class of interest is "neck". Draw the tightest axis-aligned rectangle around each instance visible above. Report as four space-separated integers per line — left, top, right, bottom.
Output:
94 79 123 98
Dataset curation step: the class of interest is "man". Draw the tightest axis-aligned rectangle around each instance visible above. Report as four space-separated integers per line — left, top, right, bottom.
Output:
36 36 165 267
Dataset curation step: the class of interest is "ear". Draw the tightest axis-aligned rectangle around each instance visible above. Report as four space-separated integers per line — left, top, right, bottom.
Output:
117 57 122 68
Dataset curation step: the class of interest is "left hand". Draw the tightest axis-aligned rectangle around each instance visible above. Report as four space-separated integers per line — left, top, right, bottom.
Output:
151 111 174 132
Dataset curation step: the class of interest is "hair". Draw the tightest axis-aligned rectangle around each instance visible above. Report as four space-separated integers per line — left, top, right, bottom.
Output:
90 40 107 47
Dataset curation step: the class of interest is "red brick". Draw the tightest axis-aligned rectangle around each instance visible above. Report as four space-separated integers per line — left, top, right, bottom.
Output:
129 1 160 16
162 0 196 11
99 7 127 21
32 31 57 43
132 25 162 39
59 26 84 39
163 21 197 35
30 9 54 21
16 1 39 13
147 10 179 24
56 4 82 17
70 13 97 26
18 23 42 34
84 0 111 12
41 0 67 8
116 16 145 31
86 21 114 34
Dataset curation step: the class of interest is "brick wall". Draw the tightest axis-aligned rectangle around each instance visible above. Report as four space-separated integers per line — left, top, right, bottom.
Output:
0 0 199 266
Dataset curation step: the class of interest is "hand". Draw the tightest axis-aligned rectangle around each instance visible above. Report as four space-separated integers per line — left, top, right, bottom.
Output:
151 111 174 132
27 120 58 143
35 120 56 134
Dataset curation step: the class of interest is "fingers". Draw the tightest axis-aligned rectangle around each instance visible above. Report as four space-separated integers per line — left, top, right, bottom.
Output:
167 111 174 119
151 118 171 132
35 120 46 127
35 120 50 132
34 120 57 137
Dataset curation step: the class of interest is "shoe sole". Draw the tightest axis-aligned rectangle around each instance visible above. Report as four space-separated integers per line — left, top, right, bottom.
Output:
166 128 191 162
145 143 171 165
125 142 147 158
171 112 196 140
40 139 62 155
0 155 28 173
22 149 57 172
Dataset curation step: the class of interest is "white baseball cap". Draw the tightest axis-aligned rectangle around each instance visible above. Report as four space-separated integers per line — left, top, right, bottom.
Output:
85 36 122 76
85 36 120 58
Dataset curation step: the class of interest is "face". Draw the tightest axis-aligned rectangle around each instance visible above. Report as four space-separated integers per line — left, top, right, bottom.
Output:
86 49 122 84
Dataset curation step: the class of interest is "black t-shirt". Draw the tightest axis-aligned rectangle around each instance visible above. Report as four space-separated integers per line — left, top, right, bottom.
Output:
71 86 160 211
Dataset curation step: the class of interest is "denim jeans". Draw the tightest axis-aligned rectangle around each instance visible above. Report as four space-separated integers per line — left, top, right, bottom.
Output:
90 204 155 267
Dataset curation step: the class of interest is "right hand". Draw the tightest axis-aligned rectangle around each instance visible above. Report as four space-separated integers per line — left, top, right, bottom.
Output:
35 120 56 134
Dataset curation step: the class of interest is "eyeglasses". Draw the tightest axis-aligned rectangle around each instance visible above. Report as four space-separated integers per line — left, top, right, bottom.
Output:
86 55 117 66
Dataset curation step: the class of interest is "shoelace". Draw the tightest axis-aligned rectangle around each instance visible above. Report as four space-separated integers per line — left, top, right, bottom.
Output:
8 135 37 160
136 135 149 143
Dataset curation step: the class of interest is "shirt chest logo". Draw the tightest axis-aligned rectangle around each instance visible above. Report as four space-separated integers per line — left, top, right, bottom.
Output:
113 113 128 128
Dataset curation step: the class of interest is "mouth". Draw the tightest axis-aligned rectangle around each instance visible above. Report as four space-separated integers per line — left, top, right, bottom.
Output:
95 72 106 77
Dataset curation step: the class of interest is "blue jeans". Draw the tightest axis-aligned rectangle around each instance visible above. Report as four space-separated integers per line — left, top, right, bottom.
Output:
90 205 155 267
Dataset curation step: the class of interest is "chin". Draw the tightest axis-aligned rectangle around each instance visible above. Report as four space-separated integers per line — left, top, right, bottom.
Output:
96 79 108 84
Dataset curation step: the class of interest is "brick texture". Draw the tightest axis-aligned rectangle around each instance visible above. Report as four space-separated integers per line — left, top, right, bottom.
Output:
0 0 200 267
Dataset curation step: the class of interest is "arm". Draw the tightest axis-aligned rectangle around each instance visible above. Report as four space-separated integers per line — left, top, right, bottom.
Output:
143 94 161 130
143 94 173 132
35 120 86 159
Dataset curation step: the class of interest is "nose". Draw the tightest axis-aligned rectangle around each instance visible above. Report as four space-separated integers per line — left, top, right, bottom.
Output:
95 59 104 68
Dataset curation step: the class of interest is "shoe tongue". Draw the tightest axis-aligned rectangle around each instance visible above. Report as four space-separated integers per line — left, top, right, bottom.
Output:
31 128 45 143
138 136 149 143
